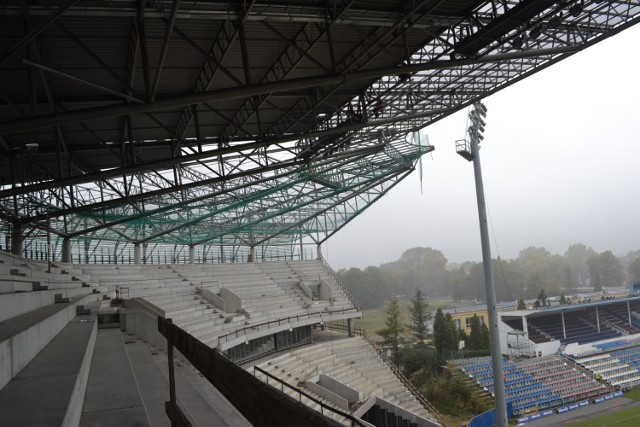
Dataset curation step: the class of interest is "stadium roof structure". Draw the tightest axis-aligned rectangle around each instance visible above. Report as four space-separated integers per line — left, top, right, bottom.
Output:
0 0 639 260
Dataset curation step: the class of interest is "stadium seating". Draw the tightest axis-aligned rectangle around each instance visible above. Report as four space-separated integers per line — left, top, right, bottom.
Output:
454 355 606 415
566 338 640 389
529 311 622 345
252 335 438 425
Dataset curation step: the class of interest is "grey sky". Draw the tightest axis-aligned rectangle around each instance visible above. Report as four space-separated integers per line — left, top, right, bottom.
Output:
324 24 640 270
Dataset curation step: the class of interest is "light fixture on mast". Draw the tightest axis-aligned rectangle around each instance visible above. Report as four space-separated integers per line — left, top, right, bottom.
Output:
456 100 508 427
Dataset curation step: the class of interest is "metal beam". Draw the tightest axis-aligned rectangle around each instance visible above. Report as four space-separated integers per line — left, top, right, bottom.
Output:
0 106 454 198
151 0 181 101
0 0 79 68
19 58 144 103
0 46 582 134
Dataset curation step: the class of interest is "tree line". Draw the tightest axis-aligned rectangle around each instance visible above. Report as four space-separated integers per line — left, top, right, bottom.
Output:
377 290 492 419
337 244 640 309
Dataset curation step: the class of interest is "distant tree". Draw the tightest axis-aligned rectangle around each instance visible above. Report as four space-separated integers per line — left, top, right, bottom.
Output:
408 289 431 344
526 271 545 299
564 243 596 287
537 289 548 307
629 257 640 283
451 275 465 303
433 308 457 356
378 297 405 365
517 299 526 310
588 255 602 291
382 247 449 297
599 251 625 289
560 293 566 305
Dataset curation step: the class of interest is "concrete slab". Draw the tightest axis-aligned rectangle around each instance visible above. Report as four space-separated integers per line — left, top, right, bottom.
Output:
0 316 96 427
80 329 149 426
125 341 171 427
0 299 76 342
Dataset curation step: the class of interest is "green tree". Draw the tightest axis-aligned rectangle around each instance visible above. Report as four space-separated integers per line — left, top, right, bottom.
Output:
517 298 526 310
560 292 566 304
377 297 405 365
467 315 489 350
408 289 431 344
536 289 548 307
433 308 458 357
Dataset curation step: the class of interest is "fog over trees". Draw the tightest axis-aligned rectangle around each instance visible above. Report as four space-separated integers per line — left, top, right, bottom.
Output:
337 244 638 309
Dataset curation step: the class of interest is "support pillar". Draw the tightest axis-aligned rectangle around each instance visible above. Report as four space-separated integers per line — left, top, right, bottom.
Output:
317 244 323 260
11 224 23 256
347 318 355 337
134 243 141 264
189 246 195 264
628 301 633 327
247 246 255 263
84 240 90 264
61 238 72 263
596 306 600 332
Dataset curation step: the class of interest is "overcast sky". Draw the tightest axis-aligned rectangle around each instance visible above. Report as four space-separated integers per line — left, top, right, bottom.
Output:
324 24 640 270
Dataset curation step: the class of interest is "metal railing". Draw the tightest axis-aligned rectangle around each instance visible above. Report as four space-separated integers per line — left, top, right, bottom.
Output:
253 366 369 427
319 257 362 312
359 332 446 426
158 317 345 427
323 322 445 426
216 306 361 345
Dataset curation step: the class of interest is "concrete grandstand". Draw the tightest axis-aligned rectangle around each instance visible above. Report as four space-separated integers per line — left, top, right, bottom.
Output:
1 1 640 426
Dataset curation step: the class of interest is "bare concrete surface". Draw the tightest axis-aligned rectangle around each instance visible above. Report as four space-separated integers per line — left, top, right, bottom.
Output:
80 328 149 426
0 299 76 342
150 346 252 427
0 316 95 426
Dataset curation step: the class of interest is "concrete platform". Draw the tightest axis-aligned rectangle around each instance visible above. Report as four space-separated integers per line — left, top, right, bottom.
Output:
80 328 251 427
0 315 96 426
80 329 149 427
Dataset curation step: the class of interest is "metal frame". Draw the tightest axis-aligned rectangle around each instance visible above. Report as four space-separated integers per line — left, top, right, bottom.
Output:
1 0 639 259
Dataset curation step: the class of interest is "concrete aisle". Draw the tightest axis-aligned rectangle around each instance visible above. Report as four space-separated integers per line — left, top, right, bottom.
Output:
0 316 95 427
149 350 252 427
80 328 149 426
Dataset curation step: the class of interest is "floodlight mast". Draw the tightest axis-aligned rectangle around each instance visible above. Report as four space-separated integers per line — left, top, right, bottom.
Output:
457 102 508 427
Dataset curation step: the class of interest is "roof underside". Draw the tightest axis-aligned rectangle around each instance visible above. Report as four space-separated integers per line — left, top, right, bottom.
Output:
0 0 639 252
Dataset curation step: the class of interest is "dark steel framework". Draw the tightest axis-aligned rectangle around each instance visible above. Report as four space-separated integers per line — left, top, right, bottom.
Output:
1 0 639 260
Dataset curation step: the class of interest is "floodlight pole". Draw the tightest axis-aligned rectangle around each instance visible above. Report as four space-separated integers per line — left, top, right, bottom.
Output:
469 116 508 427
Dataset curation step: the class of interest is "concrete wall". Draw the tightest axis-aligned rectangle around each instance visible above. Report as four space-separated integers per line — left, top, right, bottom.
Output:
121 302 169 353
534 340 561 357
318 281 332 302
304 374 361 409
299 282 314 299
355 397 438 427
305 378 349 410
0 295 93 390
62 318 97 427
202 287 226 311
221 287 242 313
0 288 97 323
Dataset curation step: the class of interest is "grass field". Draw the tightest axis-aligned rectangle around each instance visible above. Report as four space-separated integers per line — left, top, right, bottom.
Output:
568 405 640 427
554 389 640 427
